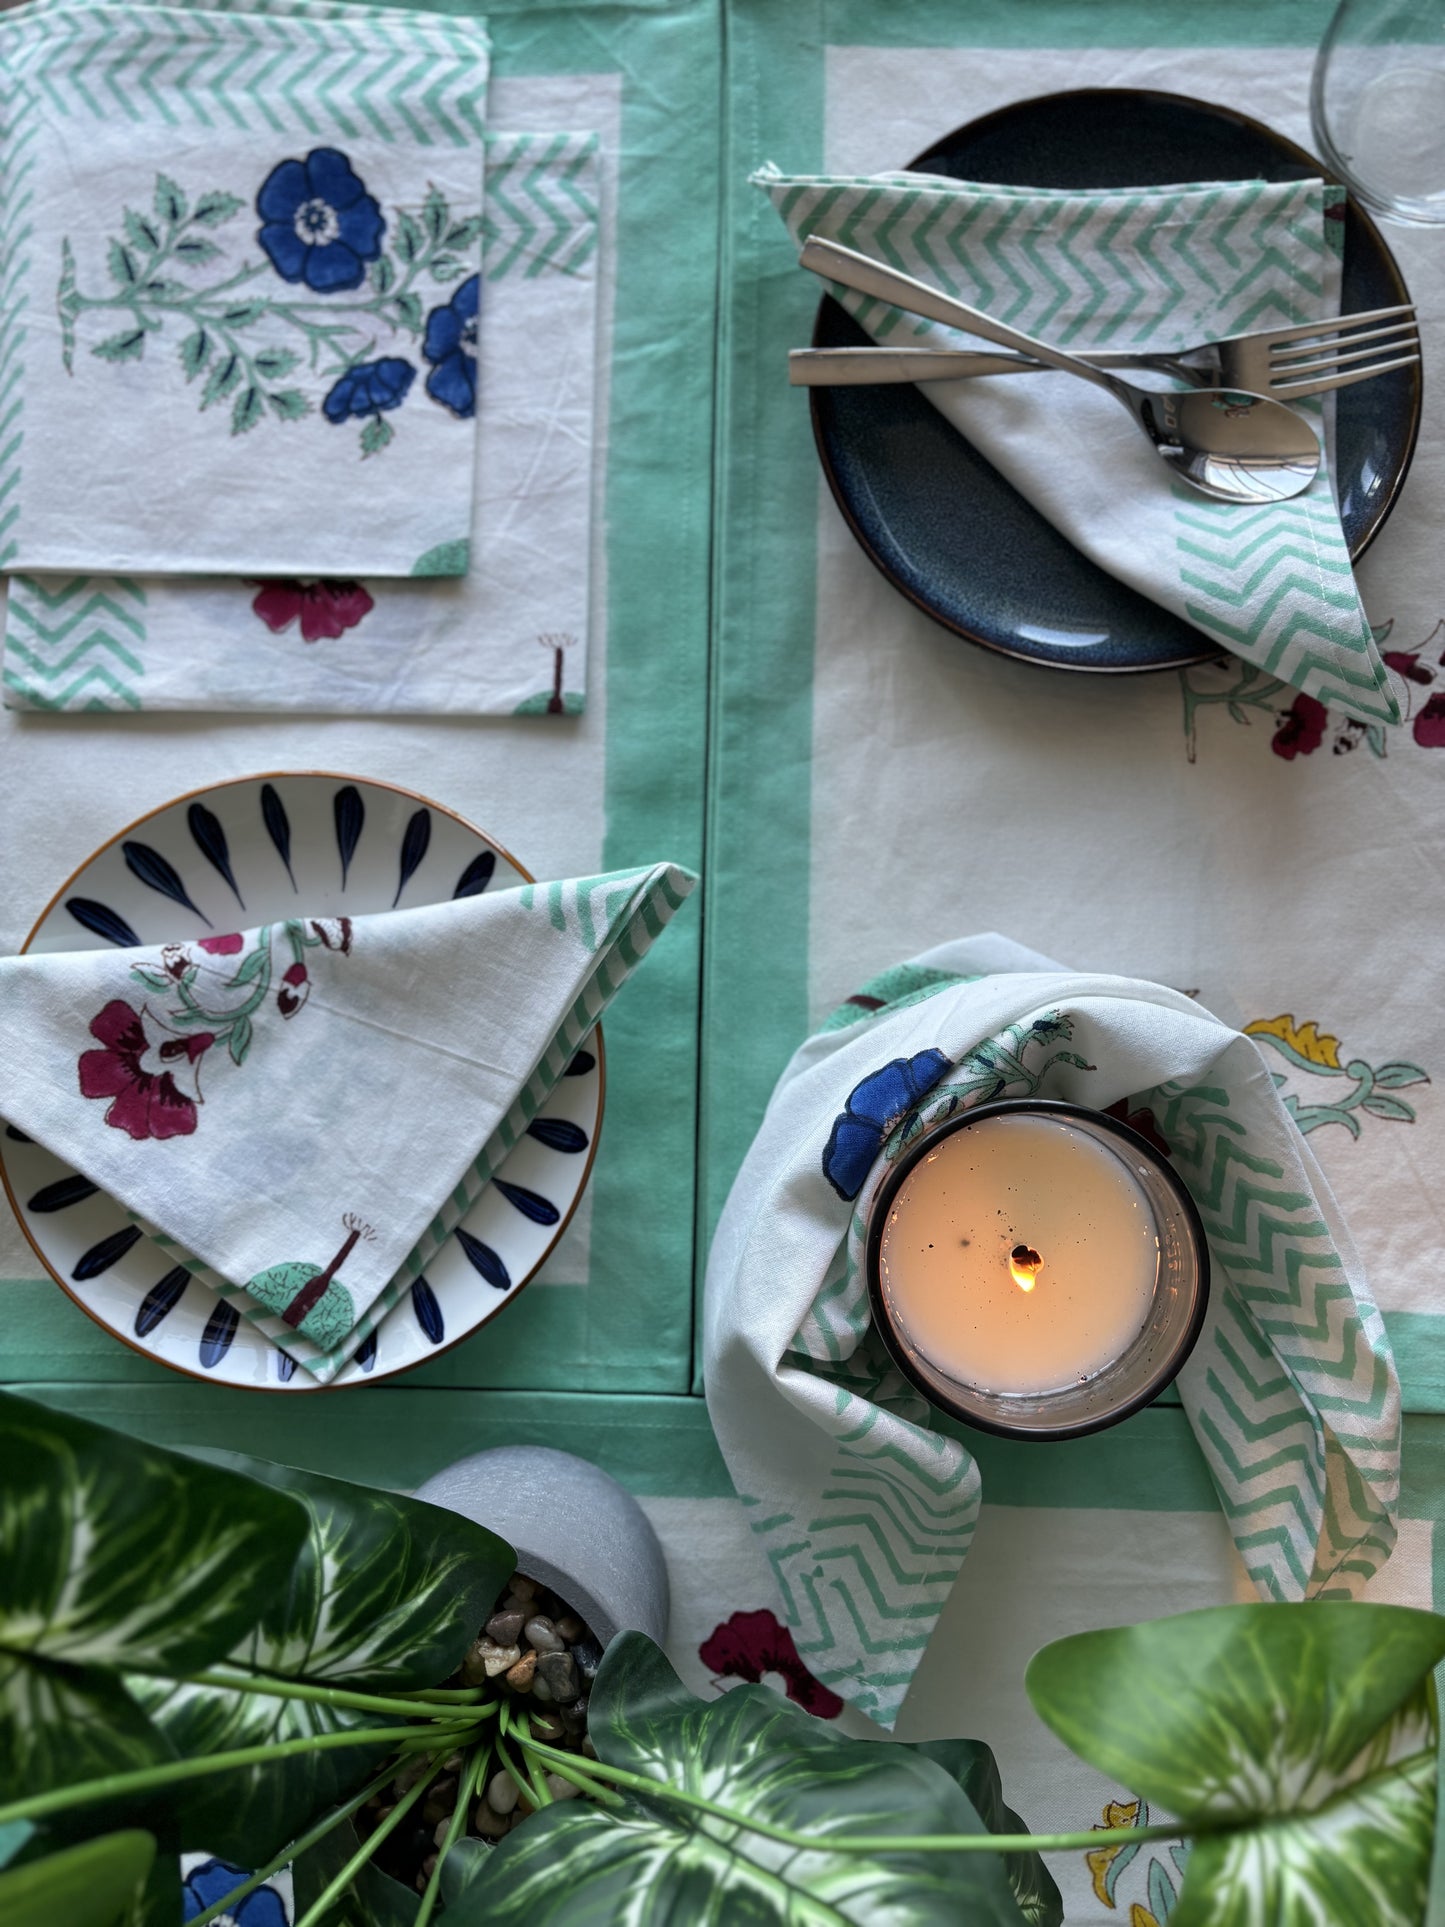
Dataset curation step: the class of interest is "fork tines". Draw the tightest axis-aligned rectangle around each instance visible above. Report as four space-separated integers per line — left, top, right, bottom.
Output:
1267 303 1420 397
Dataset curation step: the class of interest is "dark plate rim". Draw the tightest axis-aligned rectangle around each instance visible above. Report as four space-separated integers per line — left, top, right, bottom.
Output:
809 86 1422 676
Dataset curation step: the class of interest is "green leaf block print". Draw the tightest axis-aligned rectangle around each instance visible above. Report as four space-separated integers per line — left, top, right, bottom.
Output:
246 1260 357 1348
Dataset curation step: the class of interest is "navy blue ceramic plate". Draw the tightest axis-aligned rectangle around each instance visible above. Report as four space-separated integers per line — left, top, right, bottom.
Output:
810 89 1421 673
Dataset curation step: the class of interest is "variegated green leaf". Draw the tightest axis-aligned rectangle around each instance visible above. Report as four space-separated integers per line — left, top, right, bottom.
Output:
453 1634 1028 1926
206 1453 514 1686
137 1454 511 1861
910 1740 1061 1927
291 1814 420 1925
1026 1603 1445 1927
125 1670 381 1863
0 1829 155 1927
0 1652 170 1807
0 1394 307 1676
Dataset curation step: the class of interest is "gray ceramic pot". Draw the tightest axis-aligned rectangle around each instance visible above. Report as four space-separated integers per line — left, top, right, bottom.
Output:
414 1445 670 1649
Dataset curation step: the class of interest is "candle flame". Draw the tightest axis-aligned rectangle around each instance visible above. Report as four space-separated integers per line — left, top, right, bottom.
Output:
1009 1244 1043 1293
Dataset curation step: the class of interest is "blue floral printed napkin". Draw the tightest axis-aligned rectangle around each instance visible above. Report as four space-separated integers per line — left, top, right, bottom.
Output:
756 166 1402 726
704 936 1400 1728
0 863 696 1382
1 130 605 715
0 0 490 577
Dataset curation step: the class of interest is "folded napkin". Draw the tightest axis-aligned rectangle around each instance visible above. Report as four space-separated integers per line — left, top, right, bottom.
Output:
0 0 490 577
704 935 1400 1729
2 129 602 716
0 863 694 1380
756 166 1401 727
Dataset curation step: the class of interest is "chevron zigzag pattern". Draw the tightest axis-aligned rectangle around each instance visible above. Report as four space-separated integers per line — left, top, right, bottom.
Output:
483 131 599 281
1150 1075 1398 1600
2 3 489 145
2 576 148 711
751 1402 981 1726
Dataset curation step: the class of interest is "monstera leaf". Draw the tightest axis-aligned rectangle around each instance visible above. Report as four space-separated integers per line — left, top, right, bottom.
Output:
451 1633 1029 1926
135 1453 514 1865
1026 1602 1445 1927
0 1394 308 1808
0 1830 156 1927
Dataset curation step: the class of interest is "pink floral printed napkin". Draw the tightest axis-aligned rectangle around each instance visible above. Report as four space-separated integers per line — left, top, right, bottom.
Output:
0 864 695 1379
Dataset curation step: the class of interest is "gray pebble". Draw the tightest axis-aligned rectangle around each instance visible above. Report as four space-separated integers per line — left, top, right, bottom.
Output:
558 1694 588 1736
486 1770 521 1816
555 1614 585 1642
486 1610 526 1645
524 1616 563 1654
531 1675 555 1704
473 1802 510 1839
537 1651 578 1699
545 1774 582 1803
570 1634 604 1683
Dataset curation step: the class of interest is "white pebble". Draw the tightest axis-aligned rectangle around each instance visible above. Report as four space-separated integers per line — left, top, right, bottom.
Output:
486 1770 521 1816
545 1774 582 1802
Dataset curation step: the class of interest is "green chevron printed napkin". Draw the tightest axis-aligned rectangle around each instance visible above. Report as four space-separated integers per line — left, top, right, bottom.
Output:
0 0 491 578
703 935 1400 1728
1 128 603 716
756 167 1402 727
0 862 695 1382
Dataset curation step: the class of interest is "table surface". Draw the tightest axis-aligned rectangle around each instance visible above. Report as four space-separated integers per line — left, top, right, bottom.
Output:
4 1 1445 1920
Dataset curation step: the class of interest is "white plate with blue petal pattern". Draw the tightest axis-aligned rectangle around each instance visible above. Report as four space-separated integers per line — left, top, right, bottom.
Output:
0 773 604 1390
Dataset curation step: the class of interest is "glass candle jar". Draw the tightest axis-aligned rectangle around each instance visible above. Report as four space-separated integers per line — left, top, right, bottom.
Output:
865 1098 1209 1441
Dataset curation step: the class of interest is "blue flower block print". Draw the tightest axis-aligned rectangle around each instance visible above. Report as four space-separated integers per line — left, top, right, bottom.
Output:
323 357 416 423
257 149 384 293
423 274 479 418
822 1049 950 1200
183 1858 288 1925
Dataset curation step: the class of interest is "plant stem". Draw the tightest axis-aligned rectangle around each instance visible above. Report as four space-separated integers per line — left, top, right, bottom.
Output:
292 1747 450 1927
392 1685 488 1704
415 1741 490 1927
186 1752 404 1927
496 1702 552 1811
177 1669 500 1725
0 1722 481 1831
515 1735 1189 1856
515 1739 624 1811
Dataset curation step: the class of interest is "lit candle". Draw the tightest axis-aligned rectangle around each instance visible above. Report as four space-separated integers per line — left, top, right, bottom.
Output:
866 1100 1207 1439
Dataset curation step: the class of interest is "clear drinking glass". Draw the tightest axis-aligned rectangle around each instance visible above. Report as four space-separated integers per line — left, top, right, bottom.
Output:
1312 0 1445 223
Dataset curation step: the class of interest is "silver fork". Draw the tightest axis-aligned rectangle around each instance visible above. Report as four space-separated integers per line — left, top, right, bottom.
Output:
789 304 1420 399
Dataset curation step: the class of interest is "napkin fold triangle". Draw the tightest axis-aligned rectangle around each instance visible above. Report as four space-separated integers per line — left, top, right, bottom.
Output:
0 862 694 1376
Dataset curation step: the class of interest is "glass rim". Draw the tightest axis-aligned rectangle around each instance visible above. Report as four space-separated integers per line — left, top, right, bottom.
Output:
863 1096 1212 1443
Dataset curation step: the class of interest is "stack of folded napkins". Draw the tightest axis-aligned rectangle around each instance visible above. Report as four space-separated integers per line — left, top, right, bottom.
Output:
0 863 696 1381
0 0 603 715
757 164 1401 726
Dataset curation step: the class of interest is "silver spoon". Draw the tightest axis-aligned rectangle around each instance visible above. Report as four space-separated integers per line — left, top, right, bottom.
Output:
800 236 1322 507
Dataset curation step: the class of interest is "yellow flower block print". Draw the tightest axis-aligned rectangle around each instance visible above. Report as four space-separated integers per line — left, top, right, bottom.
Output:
1245 1014 1342 1069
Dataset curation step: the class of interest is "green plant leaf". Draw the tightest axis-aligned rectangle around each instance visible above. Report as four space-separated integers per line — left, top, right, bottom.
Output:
174 236 222 268
93 330 148 365
444 217 484 251
455 1634 1027 1925
193 190 244 227
372 254 396 295
254 346 301 380
0 1654 171 1812
231 386 265 436
201 354 242 409
1026 1603 1445 1927
909 1740 1062 1927
0 1830 155 1927
395 291 423 334
422 187 450 245
136 1454 511 1861
0 1393 308 1677
267 389 309 423
211 1453 515 1687
438 1834 492 1907
360 416 394 457
394 212 424 266
1361 1094 1417 1122
178 330 210 381
291 1814 420 1925
153 175 187 225
1374 1063 1430 1090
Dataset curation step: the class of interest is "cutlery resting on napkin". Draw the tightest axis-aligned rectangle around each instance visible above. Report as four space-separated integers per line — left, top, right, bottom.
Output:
757 164 1402 726
0 863 695 1380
